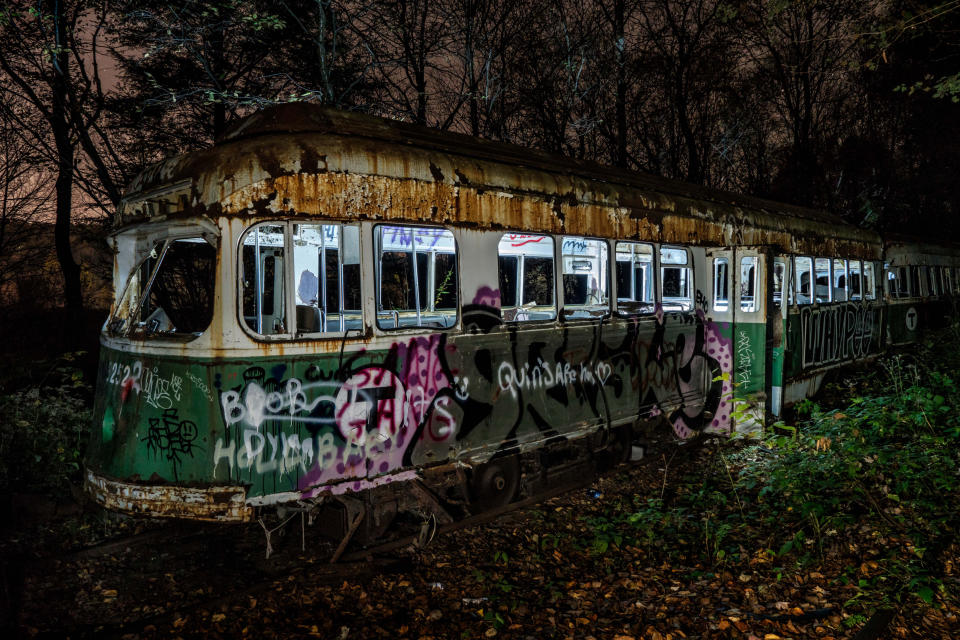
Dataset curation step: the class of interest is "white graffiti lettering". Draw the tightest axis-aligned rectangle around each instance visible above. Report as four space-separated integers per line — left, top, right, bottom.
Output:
496 359 610 398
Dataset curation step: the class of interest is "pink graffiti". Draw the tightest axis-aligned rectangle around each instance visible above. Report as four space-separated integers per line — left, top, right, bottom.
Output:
394 334 457 442
472 285 500 308
297 335 458 496
704 319 735 435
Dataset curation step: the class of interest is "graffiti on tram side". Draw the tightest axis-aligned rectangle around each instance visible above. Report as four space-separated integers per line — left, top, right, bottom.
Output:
214 334 460 488
643 308 734 439
96 296 736 494
800 302 876 368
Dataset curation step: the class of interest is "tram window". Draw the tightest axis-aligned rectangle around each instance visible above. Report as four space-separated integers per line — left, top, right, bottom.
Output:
814 258 832 303
561 236 609 319
376 225 458 329
909 266 921 297
833 259 848 302
291 224 362 335
848 261 862 301
615 242 655 315
773 258 785 310
795 257 813 304
110 236 217 338
895 266 909 298
660 246 693 311
712 257 729 312
498 233 556 322
945 268 953 296
241 224 287 335
863 262 877 300
499 255 518 308
935 267 945 297
740 256 757 312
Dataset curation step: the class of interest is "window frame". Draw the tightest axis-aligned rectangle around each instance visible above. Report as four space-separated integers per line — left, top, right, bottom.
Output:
238 221 294 340
291 222 364 337
374 223 460 331
739 255 759 313
497 232 558 323
615 240 657 316
659 245 694 312
560 235 611 320
794 256 813 305
712 256 730 312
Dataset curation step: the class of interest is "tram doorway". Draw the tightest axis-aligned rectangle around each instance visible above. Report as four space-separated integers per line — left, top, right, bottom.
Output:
705 246 783 432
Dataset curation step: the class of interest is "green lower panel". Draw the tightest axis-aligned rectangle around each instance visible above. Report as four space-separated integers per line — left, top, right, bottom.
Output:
732 321 766 400
784 301 882 379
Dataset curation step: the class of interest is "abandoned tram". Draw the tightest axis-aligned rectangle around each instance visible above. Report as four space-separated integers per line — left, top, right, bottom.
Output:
84 104 960 536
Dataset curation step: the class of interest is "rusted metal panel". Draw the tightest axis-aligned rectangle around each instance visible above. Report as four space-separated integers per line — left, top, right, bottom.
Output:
116 104 881 261
884 235 960 267
85 469 252 522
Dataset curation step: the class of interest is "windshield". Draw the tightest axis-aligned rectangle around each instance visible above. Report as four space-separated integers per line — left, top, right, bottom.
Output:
109 236 217 339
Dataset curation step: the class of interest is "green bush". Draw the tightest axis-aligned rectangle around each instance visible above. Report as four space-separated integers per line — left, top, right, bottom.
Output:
0 355 91 497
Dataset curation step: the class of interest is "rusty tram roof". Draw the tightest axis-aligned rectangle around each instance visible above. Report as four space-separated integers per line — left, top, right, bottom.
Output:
118 103 881 259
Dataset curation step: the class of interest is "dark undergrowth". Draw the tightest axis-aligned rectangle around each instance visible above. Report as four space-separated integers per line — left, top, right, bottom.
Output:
578 325 960 625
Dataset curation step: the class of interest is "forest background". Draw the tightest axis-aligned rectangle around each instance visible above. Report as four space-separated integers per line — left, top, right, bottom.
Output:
1 0 959 353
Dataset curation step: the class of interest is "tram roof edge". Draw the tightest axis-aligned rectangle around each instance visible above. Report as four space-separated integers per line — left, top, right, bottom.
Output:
119 103 881 258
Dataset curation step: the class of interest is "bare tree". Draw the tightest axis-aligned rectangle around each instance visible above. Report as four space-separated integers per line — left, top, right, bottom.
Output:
737 0 869 205
626 0 737 184
274 0 377 108
433 0 524 137
0 102 54 304
0 1 125 319
353 0 450 125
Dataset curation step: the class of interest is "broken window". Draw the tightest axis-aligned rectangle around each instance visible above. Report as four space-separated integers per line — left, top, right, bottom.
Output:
110 236 217 339
561 237 609 319
498 233 556 322
615 242 655 315
660 246 693 311
712 257 729 312
376 225 458 329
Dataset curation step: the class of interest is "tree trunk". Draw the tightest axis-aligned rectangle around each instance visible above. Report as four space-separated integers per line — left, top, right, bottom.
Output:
51 2 82 313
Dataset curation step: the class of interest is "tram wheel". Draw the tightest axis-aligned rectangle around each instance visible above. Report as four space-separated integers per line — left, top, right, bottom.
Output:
470 455 520 513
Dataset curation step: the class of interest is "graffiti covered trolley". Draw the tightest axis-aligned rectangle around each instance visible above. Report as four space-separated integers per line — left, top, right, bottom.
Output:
85 104 884 530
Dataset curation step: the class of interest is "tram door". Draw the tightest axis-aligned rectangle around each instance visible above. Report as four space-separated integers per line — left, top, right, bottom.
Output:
705 247 776 432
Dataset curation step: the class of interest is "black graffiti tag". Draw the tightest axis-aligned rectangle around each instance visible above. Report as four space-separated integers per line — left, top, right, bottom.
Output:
142 407 199 479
